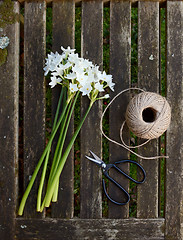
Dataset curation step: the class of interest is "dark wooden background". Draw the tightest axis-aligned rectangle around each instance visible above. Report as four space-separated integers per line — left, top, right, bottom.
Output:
0 1 183 239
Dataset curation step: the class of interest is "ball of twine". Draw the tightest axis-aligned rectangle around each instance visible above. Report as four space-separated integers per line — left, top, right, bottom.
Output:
100 88 171 160
125 92 171 139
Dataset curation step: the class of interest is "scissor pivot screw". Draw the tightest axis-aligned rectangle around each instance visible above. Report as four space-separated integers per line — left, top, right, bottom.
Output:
102 163 106 169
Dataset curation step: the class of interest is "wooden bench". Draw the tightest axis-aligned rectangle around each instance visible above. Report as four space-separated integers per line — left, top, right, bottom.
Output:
0 0 183 239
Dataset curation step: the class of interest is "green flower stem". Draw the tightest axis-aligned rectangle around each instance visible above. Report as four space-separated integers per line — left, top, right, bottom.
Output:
52 181 59 202
46 99 73 202
18 95 70 216
53 87 65 130
43 101 94 208
47 98 73 187
37 87 65 211
36 147 50 211
50 92 80 201
50 92 79 182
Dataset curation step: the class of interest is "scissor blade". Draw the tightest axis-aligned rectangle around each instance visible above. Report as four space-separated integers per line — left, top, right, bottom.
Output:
85 155 103 167
89 150 102 163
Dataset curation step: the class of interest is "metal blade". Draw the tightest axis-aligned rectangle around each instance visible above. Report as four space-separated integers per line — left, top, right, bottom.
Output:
89 150 102 163
85 155 103 166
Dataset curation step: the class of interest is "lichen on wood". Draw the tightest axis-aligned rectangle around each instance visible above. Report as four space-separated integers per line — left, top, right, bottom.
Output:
0 0 19 66
0 0 19 29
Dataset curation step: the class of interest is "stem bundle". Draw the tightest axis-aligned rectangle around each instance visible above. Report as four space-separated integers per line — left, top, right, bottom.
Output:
18 88 92 215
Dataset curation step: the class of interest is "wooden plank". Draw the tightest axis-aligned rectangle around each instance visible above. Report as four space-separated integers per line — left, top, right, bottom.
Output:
51 0 75 219
16 218 165 240
23 1 46 217
17 0 168 4
137 1 159 218
165 2 183 239
0 2 19 239
109 1 131 219
80 0 103 219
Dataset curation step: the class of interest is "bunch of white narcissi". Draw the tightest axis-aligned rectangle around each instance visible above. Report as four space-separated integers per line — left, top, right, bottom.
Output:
18 46 115 215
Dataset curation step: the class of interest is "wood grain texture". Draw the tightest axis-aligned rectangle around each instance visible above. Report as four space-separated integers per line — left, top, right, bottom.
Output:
16 218 165 240
137 1 159 218
17 0 168 4
80 0 103 219
165 1 183 239
51 0 75 219
109 1 131 219
23 1 46 217
0 2 19 239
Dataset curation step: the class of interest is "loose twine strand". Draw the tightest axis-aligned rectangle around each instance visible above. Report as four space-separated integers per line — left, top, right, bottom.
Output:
100 87 169 160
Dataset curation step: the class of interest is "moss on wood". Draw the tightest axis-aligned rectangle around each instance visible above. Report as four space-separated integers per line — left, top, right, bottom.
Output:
0 0 19 66
0 48 8 66
0 0 19 29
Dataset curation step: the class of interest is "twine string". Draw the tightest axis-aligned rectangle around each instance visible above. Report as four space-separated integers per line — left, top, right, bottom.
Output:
100 87 170 160
119 120 151 149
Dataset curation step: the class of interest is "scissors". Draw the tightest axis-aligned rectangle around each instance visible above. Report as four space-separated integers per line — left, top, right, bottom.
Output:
85 150 146 206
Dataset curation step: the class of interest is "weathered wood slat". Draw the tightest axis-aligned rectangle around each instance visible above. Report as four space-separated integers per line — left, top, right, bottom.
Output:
165 2 183 239
109 1 131 218
17 0 168 4
0 2 19 239
80 0 103 218
137 1 159 218
51 0 75 219
16 218 165 240
23 1 46 217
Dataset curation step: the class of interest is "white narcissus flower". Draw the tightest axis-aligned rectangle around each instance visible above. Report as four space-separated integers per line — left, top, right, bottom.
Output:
52 65 63 77
49 76 62 88
66 72 77 80
44 46 115 98
60 62 72 71
76 72 88 86
107 80 115 92
80 83 92 96
79 58 93 69
100 71 115 91
44 52 62 76
100 71 112 82
69 83 78 93
72 65 84 75
68 53 80 65
61 46 76 55
91 65 101 82
95 82 104 92
87 69 97 83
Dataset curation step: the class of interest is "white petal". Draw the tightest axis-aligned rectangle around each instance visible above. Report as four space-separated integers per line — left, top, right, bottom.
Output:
69 83 78 92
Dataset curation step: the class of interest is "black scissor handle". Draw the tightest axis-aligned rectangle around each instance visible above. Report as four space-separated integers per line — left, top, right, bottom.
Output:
102 160 146 205
102 174 130 206
113 160 146 184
